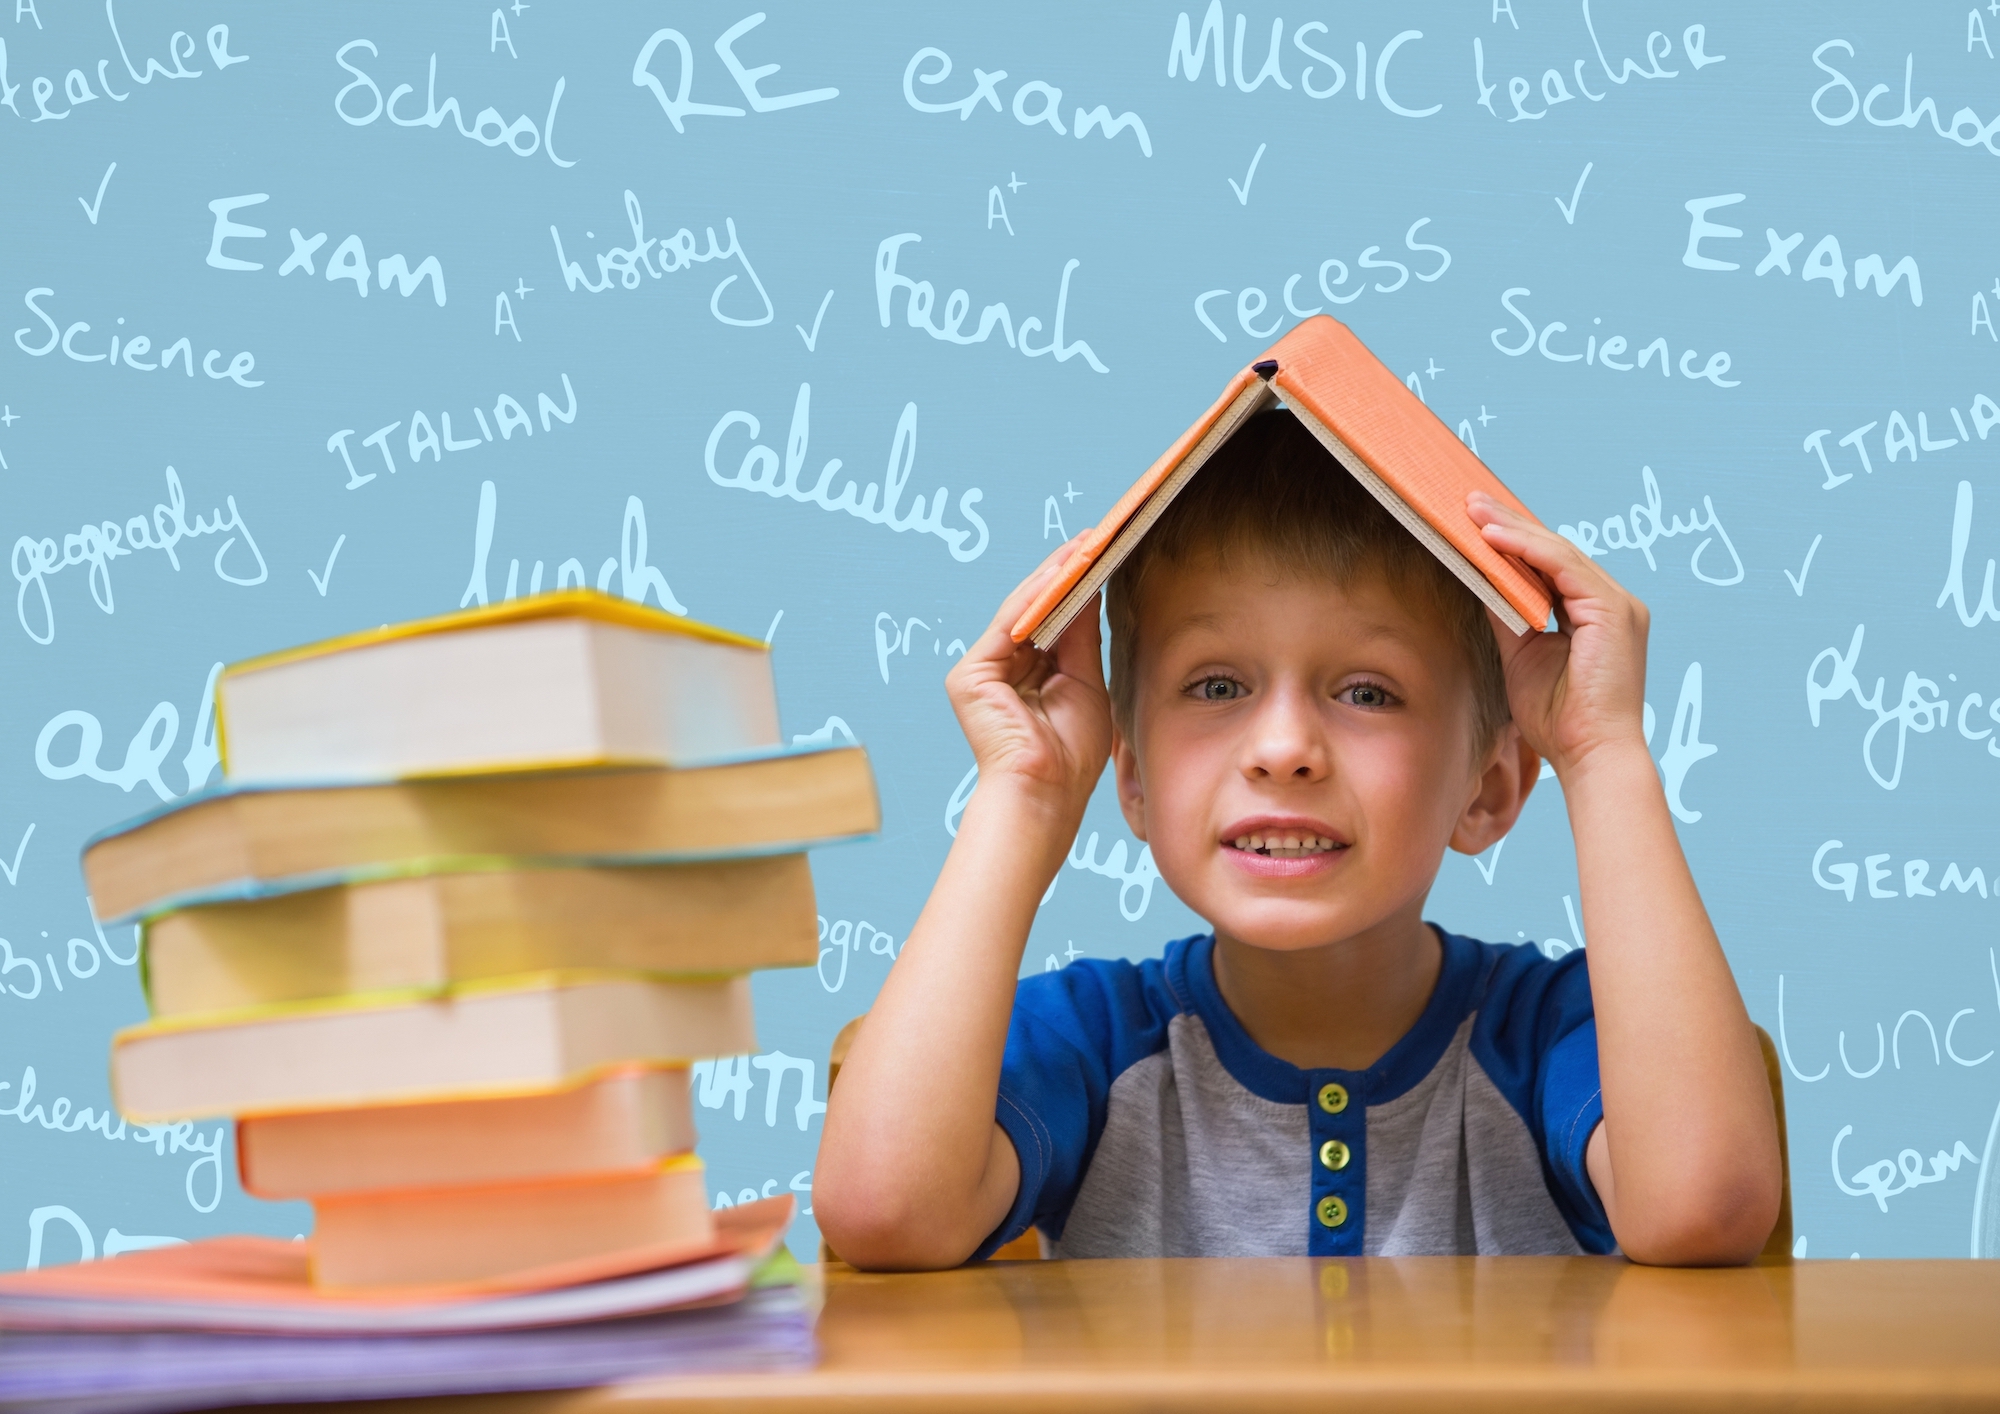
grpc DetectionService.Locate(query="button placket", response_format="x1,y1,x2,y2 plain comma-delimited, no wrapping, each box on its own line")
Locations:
1309,1072,1361,1254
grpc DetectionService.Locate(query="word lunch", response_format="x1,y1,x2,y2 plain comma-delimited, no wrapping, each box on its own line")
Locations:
1803,390,2000,490
1471,6,1724,125
1938,481,2000,629
633,12,836,135
875,234,1108,373
1776,955,2000,1086
1195,218,1450,342
325,374,579,490
13,288,259,387
549,189,772,327
1490,287,1739,388
1167,5,1441,118
1683,194,1922,307
460,480,683,613
705,382,990,562
333,41,573,166
904,47,1151,155
206,195,446,307
1812,841,1991,903
1811,40,2000,159
11,468,266,646
1557,465,1743,587
0,4,246,126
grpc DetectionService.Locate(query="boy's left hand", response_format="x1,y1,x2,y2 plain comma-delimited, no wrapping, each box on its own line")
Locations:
1466,492,1651,780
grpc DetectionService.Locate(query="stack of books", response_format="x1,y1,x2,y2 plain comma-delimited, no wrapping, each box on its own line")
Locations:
0,589,878,1407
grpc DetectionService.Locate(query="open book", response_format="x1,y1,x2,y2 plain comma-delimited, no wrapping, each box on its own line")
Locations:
1012,315,1554,649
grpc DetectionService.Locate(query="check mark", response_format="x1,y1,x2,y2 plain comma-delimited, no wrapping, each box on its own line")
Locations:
1554,161,1593,224
0,823,33,886
1784,533,1823,597
308,534,346,597
1473,834,1507,885
78,162,116,225
1228,143,1267,206
796,290,834,352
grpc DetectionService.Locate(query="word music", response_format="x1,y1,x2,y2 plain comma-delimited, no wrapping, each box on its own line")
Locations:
1683,194,1921,306
1471,7,1724,124
326,374,579,490
12,468,266,645
0,5,246,125
207,195,446,306
333,40,573,166
1196,218,1450,341
1557,465,1743,587
14,287,259,387
1491,287,1738,388
876,234,1108,373
550,189,772,328
1803,391,2000,490
905,46,1151,154
1167,5,1441,117
705,382,991,562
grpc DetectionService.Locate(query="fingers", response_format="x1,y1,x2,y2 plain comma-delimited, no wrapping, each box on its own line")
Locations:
979,535,1092,643
1468,492,1623,610
1046,591,1106,693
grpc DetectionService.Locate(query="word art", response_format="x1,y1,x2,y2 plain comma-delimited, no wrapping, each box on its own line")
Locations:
705,382,991,563
1683,194,1921,306
1491,288,1739,388
206,195,446,306
36,663,223,803
876,234,1108,373
1803,391,2000,490
326,373,579,490
1812,842,1990,902
1168,5,1440,117
14,288,259,388
1470,7,1723,125
1811,40,2000,159
461,480,683,612
333,41,572,166
550,189,772,327
1557,465,1743,587
1196,218,1450,341
904,46,1151,154
0,5,246,126
1832,1126,1978,1212
633,12,836,134
12,468,266,646
693,1050,826,1131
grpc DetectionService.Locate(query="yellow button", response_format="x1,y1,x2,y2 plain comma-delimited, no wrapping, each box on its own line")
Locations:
1316,1083,1349,1115
1316,1195,1348,1228
1319,1139,1350,1171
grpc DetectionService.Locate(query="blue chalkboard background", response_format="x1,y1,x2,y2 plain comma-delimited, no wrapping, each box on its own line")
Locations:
3,1,1997,1267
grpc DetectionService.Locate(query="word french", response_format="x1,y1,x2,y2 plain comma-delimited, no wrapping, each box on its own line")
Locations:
876,234,1107,373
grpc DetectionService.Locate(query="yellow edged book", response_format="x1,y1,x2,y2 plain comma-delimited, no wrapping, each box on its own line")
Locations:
217,589,779,784
312,1155,713,1290
144,857,816,1018
238,1068,698,1201
111,973,755,1122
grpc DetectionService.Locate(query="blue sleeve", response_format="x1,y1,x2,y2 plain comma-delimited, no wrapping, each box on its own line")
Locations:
1467,943,1614,1254
971,955,1177,1260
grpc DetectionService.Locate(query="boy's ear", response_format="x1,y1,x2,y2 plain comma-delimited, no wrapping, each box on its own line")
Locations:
1448,724,1539,857
1111,726,1148,843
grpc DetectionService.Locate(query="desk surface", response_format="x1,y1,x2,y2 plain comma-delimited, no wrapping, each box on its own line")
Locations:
370,1257,2000,1413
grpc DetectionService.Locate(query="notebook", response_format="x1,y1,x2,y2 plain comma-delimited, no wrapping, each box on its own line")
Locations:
83,743,878,923
216,589,780,784
143,856,816,1018
1012,314,1554,648
111,973,757,1122
237,1067,699,1201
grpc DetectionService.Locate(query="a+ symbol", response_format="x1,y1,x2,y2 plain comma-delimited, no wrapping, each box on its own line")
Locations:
511,0,529,14
0,406,16,428
1990,276,2000,302
1425,359,1443,380
1063,481,1081,503
1063,940,1083,962
1007,171,1026,194
515,279,533,299
1476,405,1496,427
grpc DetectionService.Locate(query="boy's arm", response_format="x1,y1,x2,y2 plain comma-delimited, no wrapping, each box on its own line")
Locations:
1469,495,1782,1267
813,546,1112,1270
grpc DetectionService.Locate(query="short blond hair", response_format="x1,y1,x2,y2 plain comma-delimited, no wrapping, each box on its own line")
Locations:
1106,408,1510,754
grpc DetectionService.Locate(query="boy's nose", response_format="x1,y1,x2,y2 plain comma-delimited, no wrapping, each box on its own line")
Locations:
1239,685,1329,782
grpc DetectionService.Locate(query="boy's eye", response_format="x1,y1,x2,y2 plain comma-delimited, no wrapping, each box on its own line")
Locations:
1345,682,1394,708
1193,676,1245,701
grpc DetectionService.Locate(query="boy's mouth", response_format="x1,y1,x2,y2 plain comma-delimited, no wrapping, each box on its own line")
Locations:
1228,834,1343,859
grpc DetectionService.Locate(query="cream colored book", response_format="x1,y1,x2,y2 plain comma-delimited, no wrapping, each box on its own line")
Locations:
238,1068,697,1201
111,974,756,1122
144,856,816,1018
311,1156,712,1290
218,590,779,784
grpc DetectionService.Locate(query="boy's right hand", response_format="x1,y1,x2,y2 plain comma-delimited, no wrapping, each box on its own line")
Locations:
945,539,1113,822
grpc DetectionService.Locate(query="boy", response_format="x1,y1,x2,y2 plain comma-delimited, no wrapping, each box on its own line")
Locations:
816,410,1780,1266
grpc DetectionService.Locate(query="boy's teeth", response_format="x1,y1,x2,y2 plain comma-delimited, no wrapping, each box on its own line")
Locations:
1233,834,1337,857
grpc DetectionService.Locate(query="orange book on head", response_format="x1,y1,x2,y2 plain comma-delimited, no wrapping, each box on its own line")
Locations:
1011,315,1554,649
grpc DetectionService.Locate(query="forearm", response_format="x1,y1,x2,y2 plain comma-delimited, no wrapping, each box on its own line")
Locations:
814,782,1074,1268
1565,744,1781,1264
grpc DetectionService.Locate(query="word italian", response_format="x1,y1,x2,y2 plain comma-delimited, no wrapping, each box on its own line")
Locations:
326,374,579,490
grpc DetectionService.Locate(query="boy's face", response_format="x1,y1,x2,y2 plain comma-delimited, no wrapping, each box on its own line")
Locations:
1112,554,1528,953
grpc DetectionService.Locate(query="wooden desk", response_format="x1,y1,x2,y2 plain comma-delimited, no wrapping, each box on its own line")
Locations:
357,1257,2000,1413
